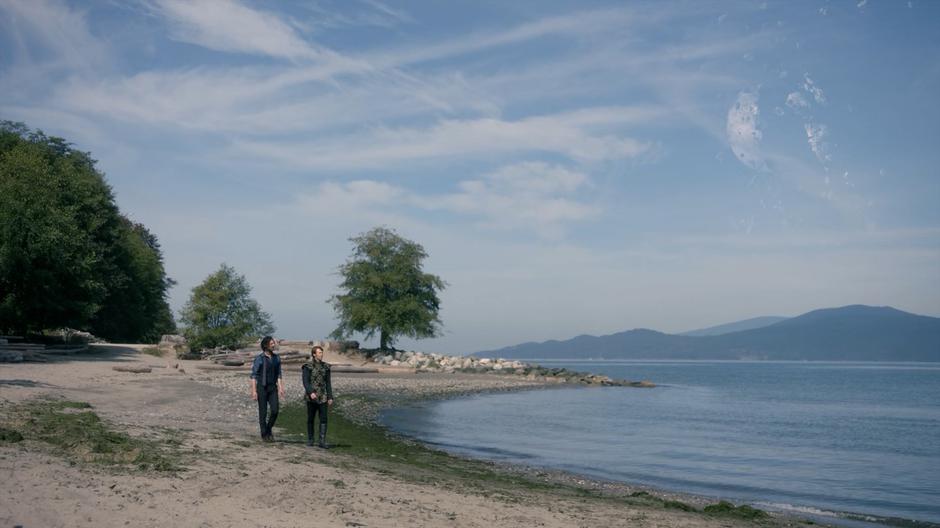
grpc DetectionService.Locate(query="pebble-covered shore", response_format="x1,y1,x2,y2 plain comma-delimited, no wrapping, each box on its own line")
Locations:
201,368,561,424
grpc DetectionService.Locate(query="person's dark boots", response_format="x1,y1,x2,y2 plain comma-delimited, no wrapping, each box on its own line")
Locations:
306,422,315,447
318,423,329,449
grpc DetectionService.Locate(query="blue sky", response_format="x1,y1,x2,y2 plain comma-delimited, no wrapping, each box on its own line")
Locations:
2,0,938,354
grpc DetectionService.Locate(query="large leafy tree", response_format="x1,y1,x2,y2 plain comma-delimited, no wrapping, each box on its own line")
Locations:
330,227,446,350
89,219,177,342
0,121,175,341
179,264,274,351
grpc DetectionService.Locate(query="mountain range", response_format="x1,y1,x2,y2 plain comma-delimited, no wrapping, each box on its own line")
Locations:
475,305,940,362
679,316,789,336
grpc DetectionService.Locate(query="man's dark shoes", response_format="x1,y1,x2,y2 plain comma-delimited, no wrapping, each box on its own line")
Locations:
306,437,315,447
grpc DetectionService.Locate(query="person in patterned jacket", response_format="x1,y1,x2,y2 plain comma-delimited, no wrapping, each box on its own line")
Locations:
302,345,334,448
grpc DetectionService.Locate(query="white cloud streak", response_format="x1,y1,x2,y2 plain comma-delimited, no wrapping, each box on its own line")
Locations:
426,162,600,237
369,8,636,69
803,74,827,105
0,0,110,72
152,0,330,62
726,91,765,170
232,111,650,170
786,91,809,110
804,122,832,163
293,162,599,238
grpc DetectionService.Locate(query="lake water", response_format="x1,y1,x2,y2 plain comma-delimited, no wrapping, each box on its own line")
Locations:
379,361,940,525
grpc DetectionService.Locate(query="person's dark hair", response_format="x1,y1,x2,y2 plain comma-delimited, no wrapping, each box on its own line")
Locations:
311,345,324,358
261,336,275,352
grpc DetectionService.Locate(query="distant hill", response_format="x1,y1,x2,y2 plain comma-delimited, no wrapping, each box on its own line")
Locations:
475,305,940,362
680,316,789,336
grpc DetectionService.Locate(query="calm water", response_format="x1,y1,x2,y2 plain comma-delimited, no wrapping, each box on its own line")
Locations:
379,361,940,525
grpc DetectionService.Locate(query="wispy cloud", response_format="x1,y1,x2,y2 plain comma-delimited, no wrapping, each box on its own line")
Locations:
427,162,600,237
150,0,331,62
727,91,765,170
805,122,832,163
232,110,650,170
294,162,600,238
786,91,809,110
369,8,637,69
294,0,414,30
0,0,110,73
802,74,827,105
358,0,413,25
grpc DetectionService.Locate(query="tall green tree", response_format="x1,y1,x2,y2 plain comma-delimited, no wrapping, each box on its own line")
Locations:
89,219,177,342
0,121,175,341
179,264,274,351
330,227,446,350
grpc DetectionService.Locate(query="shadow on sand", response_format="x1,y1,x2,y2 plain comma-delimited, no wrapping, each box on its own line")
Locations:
41,344,151,364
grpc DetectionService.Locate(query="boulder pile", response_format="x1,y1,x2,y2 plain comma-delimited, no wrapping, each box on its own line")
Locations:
367,350,653,387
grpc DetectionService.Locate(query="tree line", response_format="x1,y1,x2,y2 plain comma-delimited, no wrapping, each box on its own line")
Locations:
182,227,445,352
0,121,175,342
2,121,446,351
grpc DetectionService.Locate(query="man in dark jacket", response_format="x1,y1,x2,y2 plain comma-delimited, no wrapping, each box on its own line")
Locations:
250,336,284,442
301,345,334,448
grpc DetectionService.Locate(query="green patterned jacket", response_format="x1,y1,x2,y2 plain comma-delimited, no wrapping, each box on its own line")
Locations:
302,359,333,403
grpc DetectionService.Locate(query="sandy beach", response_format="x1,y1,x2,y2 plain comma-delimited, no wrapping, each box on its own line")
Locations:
1,345,817,528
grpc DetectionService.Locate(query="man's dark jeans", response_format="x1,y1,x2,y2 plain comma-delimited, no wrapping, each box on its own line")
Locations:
257,385,279,438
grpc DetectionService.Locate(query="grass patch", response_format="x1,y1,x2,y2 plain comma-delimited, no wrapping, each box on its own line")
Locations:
663,499,697,512
0,398,182,472
704,501,769,520
141,346,163,357
276,400,568,496
0,427,24,443
628,491,697,512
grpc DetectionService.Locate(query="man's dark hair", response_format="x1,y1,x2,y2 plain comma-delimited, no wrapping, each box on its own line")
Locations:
261,336,275,352
311,345,323,357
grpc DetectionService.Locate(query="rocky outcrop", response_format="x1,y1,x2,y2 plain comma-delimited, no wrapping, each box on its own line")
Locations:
365,349,654,387
160,334,187,345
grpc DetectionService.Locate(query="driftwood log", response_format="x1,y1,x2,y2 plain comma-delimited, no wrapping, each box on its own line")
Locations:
206,349,308,365
42,345,89,355
0,342,89,363
219,360,245,367
112,365,152,373
1,343,46,363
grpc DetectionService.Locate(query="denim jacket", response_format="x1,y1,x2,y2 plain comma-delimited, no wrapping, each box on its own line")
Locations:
250,352,282,388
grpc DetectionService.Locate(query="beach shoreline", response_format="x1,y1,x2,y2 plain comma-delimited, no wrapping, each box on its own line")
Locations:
1,344,831,527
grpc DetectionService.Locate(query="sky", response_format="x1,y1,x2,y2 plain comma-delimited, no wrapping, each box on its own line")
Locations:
1,0,938,354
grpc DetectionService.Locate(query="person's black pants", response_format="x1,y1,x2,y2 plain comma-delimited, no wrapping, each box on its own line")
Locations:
306,400,328,439
257,386,279,438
